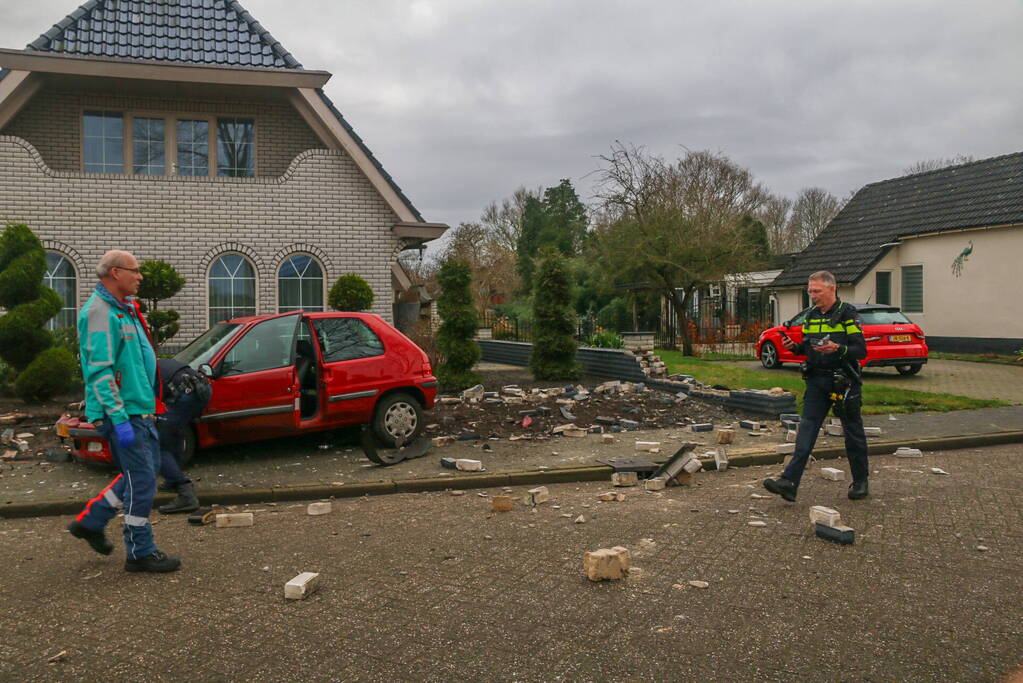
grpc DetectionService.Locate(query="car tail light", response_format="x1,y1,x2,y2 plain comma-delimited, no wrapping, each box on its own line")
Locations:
865,336,882,342
914,333,926,340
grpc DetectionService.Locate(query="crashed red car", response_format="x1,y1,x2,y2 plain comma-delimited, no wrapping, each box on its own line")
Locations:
757,303,928,375
57,311,437,466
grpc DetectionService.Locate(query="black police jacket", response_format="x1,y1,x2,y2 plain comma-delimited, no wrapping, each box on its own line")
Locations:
791,299,867,373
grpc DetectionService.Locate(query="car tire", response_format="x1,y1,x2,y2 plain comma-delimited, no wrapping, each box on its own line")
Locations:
176,426,197,468
760,341,781,369
896,364,922,376
372,392,423,448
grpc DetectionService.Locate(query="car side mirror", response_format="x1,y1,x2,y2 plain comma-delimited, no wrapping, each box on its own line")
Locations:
198,363,215,379
783,320,792,328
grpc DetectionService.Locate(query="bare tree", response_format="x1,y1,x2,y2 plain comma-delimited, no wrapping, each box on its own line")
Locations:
903,154,975,175
757,194,793,254
479,186,540,252
787,187,843,251
439,221,519,313
594,142,769,355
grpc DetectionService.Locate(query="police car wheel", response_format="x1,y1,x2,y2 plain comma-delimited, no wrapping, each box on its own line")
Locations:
760,341,781,369
895,364,922,376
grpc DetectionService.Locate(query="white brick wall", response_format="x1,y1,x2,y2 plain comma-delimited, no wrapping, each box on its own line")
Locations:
0,136,402,343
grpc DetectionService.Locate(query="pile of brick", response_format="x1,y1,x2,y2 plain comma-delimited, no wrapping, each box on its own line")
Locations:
627,346,668,377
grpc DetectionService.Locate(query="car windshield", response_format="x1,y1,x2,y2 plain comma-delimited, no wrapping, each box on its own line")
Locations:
173,323,243,369
860,309,913,325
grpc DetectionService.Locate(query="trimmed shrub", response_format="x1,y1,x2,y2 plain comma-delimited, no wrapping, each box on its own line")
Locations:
329,273,375,312
435,259,481,390
138,259,185,348
0,223,61,371
15,347,76,402
530,250,580,380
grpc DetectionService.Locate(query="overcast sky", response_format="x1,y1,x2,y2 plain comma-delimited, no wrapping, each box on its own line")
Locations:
4,0,1023,246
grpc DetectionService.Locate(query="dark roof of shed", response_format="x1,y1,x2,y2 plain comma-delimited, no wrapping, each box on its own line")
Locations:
5,0,425,222
772,151,1023,287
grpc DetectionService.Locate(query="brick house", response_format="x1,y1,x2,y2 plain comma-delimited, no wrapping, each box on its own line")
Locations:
771,152,1023,353
0,0,447,346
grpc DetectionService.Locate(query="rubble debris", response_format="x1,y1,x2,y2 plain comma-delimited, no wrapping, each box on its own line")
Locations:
815,523,854,545
644,477,667,491
821,467,845,481
895,447,923,458
0,412,30,425
449,490,466,496
809,506,842,527
634,441,661,453
786,429,797,443
779,413,800,423
47,650,68,664
931,467,950,475
687,580,710,589
714,447,729,471
574,515,586,524
601,434,615,444
776,443,796,455
619,419,640,430
490,495,514,512
307,502,332,516
612,472,639,487
561,427,588,438
864,426,882,436
559,406,577,421
597,491,626,502
432,436,456,447
748,520,768,527
215,512,254,528
716,429,735,444
440,457,457,470
739,420,759,430
690,423,713,432
523,486,551,505
583,546,630,581
284,572,321,600
455,459,483,472
825,424,844,437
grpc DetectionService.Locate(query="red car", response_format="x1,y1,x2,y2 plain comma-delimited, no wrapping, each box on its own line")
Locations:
57,311,437,466
757,303,928,375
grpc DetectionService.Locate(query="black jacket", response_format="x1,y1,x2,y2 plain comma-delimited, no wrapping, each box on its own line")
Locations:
791,300,866,373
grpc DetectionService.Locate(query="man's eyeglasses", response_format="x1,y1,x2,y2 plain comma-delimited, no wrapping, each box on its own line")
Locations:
115,266,141,274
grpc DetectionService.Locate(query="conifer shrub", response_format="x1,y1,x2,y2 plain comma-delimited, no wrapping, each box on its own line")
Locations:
435,259,481,390
329,273,375,311
529,250,580,380
15,347,76,402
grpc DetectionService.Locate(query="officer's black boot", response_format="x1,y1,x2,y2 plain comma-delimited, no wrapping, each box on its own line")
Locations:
848,480,869,500
68,520,113,555
763,477,798,502
158,482,200,514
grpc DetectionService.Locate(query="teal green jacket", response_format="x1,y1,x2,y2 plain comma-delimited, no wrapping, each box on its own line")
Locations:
78,284,157,425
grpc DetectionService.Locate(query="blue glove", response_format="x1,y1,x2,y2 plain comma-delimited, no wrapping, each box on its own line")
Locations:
113,421,136,449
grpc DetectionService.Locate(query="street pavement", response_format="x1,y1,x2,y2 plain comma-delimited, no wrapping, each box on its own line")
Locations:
1,443,1020,681
735,357,1023,404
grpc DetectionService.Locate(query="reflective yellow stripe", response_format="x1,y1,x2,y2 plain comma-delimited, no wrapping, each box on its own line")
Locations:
845,324,862,334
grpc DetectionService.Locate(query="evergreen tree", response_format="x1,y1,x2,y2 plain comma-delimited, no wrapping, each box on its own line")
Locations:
515,179,588,294
138,259,185,350
529,249,580,380
435,259,481,390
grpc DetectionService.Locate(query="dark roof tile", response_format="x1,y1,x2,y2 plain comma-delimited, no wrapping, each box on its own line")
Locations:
773,151,1023,287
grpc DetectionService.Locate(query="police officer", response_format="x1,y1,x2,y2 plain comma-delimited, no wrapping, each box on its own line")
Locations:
763,270,870,502
156,357,211,514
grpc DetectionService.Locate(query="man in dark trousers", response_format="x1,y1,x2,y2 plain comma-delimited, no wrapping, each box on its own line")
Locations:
763,270,870,502
156,357,211,514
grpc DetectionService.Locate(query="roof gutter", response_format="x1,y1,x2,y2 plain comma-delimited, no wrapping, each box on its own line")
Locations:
897,221,1023,241
0,48,331,89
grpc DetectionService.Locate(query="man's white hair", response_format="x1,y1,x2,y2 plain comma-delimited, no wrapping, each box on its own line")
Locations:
808,270,836,288
96,250,135,278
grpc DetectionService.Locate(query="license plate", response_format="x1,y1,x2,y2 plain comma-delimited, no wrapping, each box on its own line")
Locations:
87,442,103,452
56,423,69,437
889,334,912,342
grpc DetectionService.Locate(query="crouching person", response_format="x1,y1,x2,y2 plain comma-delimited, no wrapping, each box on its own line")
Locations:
157,357,212,514
67,250,180,573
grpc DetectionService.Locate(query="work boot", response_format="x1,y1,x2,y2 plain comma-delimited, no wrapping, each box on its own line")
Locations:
763,476,798,502
125,550,181,573
848,480,869,500
67,520,113,555
158,482,200,514
157,480,176,493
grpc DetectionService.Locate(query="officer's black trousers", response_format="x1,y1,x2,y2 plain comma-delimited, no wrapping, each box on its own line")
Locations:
782,373,869,486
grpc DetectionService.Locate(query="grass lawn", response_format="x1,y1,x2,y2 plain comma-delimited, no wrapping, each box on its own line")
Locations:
930,351,1023,366
657,350,1009,414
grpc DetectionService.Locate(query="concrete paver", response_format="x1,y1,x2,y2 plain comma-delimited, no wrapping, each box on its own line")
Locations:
1,444,1020,681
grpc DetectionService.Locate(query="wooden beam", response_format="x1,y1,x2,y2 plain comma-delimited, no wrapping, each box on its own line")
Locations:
0,71,41,131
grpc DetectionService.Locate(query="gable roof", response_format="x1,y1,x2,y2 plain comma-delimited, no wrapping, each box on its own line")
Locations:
772,151,1023,287
6,0,426,222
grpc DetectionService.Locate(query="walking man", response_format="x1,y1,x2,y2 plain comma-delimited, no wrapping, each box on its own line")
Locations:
68,250,180,572
763,270,870,502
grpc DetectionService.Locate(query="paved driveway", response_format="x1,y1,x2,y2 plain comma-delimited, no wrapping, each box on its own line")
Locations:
738,358,1023,404
2,445,1020,681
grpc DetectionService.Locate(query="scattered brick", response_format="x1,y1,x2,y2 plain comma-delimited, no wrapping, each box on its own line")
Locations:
490,495,514,512
523,486,550,505
215,512,254,528
821,467,845,481
612,472,639,487
284,572,320,600
306,502,331,516
455,459,483,472
815,523,854,545
809,505,842,527
716,429,735,444
583,546,630,581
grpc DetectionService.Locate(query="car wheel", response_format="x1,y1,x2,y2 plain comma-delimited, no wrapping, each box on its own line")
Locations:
373,392,423,448
896,364,922,376
176,427,197,468
760,341,781,369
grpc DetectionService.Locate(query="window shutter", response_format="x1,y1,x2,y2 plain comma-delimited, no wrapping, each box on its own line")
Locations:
875,271,891,305
901,266,923,312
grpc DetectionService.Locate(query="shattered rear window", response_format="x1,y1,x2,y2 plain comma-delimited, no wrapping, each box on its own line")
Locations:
313,318,384,363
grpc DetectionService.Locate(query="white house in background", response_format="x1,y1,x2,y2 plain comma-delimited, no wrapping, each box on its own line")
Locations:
771,152,1023,354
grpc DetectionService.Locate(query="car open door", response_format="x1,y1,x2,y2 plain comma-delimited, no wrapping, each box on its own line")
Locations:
201,312,302,442
311,316,394,426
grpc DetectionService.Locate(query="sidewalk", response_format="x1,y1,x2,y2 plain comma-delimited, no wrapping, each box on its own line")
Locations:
1,443,1020,680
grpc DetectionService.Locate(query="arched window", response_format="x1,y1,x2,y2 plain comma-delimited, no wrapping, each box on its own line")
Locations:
44,253,77,330
278,253,324,313
208,253,256,326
